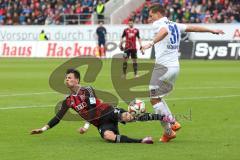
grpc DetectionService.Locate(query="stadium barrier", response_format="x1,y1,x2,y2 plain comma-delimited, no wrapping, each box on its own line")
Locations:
180,41,240,60
0,24,239,59
0,41,152,58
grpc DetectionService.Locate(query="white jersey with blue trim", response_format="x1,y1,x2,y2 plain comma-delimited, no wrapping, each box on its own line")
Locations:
152,17,187,67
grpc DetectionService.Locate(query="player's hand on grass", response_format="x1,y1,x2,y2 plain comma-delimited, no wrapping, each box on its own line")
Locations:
31,125,48,134
79,127,87,134
211,29,225,35
30,128,43,134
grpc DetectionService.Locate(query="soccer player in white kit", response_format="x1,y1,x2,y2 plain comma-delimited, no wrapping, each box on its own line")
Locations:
141,4,224,142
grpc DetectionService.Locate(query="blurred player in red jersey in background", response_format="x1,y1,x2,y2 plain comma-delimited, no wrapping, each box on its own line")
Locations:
31,69,168,144
120,19,142,78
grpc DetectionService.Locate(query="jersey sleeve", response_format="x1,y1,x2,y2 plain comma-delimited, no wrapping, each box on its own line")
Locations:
122,29,126,38
152,21,167,34
83,121,90,129
56,100,69,119
96,27,100,35
104,27,107,35
47,100,69,128
136,29,140,38
176,23,187,33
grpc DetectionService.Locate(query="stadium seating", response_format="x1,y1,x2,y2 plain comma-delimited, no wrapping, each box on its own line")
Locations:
0,0,239,25
122,0,240,24
0,0,108,25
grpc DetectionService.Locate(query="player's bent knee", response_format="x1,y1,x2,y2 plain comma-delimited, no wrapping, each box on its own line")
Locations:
103,130,116,142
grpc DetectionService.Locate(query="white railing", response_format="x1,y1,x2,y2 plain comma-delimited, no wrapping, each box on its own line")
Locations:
110,0,145,24
61,13,93,25
105,0,124,22
60,13,110,25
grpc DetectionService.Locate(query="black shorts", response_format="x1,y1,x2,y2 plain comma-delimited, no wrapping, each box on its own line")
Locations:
98,39,105,46
124,49,137,59
97,108,126,138
98,123,119,138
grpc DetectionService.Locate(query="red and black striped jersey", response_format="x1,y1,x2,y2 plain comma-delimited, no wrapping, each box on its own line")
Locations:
122,28,140,49
57,86,113,127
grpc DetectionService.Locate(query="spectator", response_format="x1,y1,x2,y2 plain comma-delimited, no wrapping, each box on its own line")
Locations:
12,12,19,25
38,30,48,40
5,12,13,25
96,0,105,23
136,0,240,24
19,13,26,25
82,0,93,13
230,15,238,23
0,0,238,25
141,4,149,24
45,11,54,25
75,2,81,14
67,8,78,25
26,17,32,25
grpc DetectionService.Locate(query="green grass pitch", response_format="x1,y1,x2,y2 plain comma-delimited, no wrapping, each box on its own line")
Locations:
0,58,239,160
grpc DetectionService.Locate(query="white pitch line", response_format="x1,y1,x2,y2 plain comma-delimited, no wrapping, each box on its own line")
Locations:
116,94,240,102
0,86,240,98
0,92,56,97
0,104,55,110
177,86,240,90
166,94,240,101
0,94,240,110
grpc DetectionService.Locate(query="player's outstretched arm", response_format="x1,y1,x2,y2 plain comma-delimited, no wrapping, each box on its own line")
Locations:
31,125,50,134
138,37,145,55
141,27,168,51
152,27,168,44
138,37,142,48
136,29,143,50
185,25,225,34
119,37,125,51
30,116,62,135
78,122,90,134
119,29,126,51
30,100,69,135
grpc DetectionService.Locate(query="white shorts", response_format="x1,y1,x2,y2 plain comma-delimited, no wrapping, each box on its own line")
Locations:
149,64,179,98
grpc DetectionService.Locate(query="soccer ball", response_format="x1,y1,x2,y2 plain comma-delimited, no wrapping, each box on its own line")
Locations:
128,99,146,116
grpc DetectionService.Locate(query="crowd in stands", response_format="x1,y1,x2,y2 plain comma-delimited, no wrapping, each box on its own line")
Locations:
126,0,240,24
0,0,107,25
1,0,239,25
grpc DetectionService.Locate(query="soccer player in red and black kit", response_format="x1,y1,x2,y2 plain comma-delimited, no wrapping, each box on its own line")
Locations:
31,69,167,144
120,19,142,78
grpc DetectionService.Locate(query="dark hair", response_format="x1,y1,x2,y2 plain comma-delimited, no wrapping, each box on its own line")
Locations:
128,18,134,22
149,4,165,15
66,69,80,82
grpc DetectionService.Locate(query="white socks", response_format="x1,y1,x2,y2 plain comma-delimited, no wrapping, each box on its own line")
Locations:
153,99,175,135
